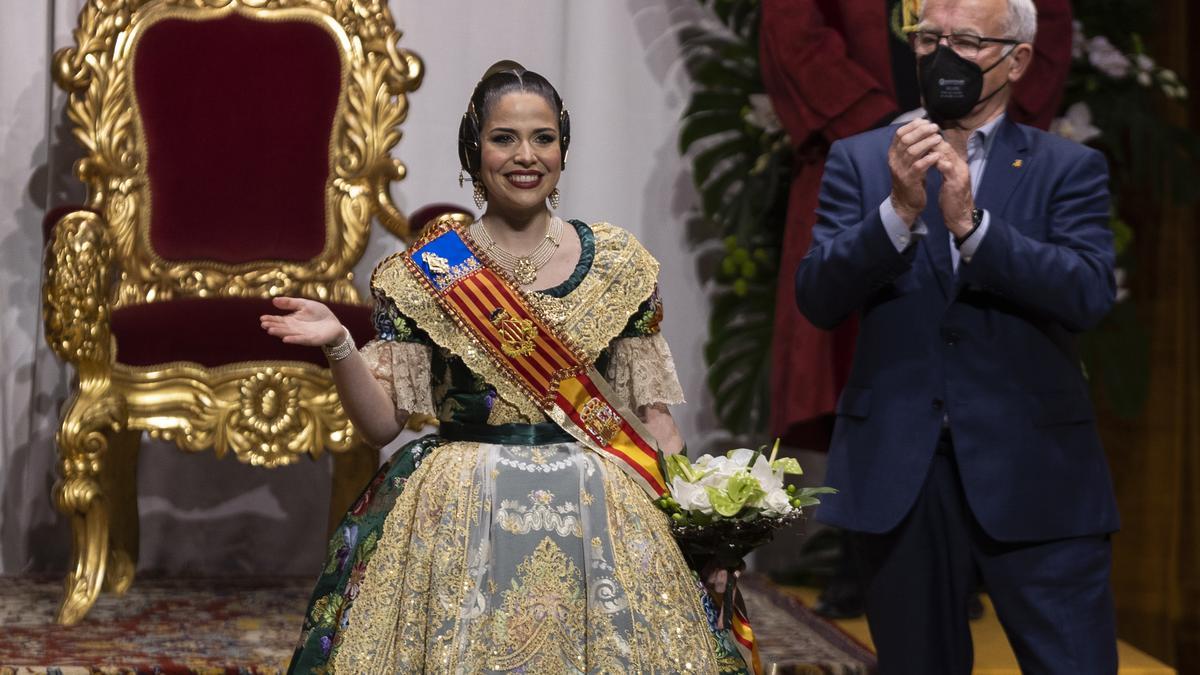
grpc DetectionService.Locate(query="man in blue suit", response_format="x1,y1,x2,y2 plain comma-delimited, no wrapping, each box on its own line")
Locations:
794,0,1119,671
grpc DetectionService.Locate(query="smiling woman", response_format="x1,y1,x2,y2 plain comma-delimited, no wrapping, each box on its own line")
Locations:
261,61,753,673
458,64,572,286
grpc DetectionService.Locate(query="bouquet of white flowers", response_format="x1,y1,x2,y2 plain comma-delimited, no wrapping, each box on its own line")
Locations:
657,442,833,534
658,441,833,584
654,441,834,664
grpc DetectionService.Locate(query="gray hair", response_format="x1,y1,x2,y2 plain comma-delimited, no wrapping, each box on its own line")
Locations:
918,0,1038,43
1003,0,1038,44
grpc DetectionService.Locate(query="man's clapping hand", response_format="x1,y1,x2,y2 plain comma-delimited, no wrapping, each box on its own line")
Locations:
888,118,944,225
936,129,976,238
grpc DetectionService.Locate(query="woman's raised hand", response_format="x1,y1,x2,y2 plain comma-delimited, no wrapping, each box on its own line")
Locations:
259,296,345,347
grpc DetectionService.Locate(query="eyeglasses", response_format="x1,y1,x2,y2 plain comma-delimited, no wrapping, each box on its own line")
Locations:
908,30,1020,59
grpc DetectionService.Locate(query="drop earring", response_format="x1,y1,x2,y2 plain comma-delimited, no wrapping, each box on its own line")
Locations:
548,187,560,210
473,181,487,210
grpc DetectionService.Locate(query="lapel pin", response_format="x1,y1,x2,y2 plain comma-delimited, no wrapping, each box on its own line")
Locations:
1012,159,1023,168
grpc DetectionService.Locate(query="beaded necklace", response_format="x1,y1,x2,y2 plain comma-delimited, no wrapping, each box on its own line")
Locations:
469,216,564,285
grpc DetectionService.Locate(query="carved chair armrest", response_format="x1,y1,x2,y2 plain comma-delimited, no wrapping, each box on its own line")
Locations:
373,167,411,241
44,209,114,366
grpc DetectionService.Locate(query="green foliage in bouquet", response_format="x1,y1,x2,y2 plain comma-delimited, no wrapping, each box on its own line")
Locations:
656,446,835,528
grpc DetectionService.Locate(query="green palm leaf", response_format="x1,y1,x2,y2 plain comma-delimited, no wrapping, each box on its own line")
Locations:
680,0,786,438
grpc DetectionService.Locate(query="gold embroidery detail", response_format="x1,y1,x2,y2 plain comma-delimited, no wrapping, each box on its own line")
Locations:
538,223,660,362
486,396,529,425
496,491,583,537
486,537,591,671
328,444,727,673
420,251,482,291
373,247,545,423
525,292,569,326
489,308,538,358
331,441,483,672
604,464,723,671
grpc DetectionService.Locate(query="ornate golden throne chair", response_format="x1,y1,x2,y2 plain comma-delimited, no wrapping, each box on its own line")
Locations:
42,0,422,625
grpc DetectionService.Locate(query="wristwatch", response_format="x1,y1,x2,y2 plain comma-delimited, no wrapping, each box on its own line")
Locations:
953,208,983,248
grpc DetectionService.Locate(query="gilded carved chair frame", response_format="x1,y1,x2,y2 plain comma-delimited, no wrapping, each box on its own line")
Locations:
43,0,422,625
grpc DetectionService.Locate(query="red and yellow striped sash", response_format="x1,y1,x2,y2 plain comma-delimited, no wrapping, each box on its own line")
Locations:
403,221,668,498
732,601,763,674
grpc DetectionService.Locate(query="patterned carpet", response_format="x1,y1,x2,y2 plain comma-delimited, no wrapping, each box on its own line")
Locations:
0,575,874,674
741,576,877,674
0,576,306,674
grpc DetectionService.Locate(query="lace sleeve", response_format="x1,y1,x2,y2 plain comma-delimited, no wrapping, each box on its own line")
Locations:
358,339,435,417
604,333,686,411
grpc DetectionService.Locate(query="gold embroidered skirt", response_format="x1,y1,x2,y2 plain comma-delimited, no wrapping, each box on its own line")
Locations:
306,440,745,673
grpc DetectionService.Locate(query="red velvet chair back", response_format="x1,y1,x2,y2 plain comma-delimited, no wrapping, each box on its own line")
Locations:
133,14,341,264
54,1,422,308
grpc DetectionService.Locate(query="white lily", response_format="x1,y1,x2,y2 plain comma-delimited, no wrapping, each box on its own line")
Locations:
671,476,714,514
727,448,757,466
750,454,783,495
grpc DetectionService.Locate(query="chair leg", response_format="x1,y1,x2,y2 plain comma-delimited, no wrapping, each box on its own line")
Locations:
328,443,379,536
100,429,140,595
53,387,125,626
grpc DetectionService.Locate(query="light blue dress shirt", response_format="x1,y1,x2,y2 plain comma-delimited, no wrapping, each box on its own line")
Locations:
879,113,1005,270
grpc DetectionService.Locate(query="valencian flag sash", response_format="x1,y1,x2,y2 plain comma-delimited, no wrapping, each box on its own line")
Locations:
730,589,763,674
403,220,669,499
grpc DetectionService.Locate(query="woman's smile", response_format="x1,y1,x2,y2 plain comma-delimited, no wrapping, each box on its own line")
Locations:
505,170,544,189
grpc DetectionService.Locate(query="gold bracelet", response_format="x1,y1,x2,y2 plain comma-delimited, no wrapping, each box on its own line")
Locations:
322,327,355,362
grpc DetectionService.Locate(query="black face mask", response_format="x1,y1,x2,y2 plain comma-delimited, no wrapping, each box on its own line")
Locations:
918,44,1014,127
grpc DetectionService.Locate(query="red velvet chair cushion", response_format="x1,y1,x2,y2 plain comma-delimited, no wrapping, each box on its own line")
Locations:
133,15,341,264
111,298,375,368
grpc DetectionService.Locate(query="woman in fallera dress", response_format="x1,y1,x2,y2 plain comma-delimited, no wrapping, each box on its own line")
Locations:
262,61,749,673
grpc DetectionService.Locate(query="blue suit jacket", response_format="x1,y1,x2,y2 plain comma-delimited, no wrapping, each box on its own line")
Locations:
796,118,1119,542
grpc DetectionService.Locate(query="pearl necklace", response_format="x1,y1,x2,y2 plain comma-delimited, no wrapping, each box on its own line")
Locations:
469,216,564,285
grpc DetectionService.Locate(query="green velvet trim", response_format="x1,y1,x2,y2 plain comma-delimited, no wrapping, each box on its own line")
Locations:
535,219,595,298
439,420,575,445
